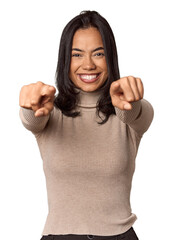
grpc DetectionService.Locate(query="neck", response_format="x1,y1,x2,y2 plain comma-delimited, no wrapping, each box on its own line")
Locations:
74,87,103,108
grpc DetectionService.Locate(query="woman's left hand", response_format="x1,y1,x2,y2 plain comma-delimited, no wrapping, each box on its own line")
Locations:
109,76,144,110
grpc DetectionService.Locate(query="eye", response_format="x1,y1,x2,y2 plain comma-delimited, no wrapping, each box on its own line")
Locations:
72,53,82,57
94,52,105,57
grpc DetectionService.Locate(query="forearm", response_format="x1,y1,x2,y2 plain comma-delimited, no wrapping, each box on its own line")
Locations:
115,99,154,136
115,100,142,124
19,107,50,134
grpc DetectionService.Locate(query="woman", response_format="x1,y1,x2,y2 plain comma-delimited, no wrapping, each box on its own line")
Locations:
19,11,154,240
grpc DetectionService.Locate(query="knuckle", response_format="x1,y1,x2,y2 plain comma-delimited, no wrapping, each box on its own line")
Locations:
49,86,56,94
136,77,142,83
123,77,128,82
30,99,37,105
128,75,134,79
20,102,25,108
110,82,117,92
127,96,134,102
124,77,130,85
119,78,127,87
113,81,118,86
41,85,49,94
21,84,33,93
128,76,136,83
25,103,31,108
36,81,44,86
135,96,140,101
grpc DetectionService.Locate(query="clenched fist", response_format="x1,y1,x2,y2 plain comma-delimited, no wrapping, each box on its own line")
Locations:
19,81,56,117
110,76,144,110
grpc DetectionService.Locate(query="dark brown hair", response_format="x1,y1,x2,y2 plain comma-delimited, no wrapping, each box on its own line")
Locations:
54,10,120,124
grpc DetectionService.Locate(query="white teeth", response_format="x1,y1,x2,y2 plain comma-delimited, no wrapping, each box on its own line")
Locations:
80,74,98,80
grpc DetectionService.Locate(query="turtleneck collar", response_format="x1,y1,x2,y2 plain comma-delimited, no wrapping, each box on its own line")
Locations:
74,87,103,108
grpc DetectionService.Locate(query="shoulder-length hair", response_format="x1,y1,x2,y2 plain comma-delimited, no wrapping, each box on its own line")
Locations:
54,10,120,124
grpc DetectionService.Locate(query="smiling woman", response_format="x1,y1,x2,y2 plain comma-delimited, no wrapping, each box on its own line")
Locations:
19,10,154,240
54,10,120,124
69,27,108,91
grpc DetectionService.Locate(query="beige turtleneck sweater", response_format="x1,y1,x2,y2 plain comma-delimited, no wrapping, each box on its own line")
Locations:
19,87,154,236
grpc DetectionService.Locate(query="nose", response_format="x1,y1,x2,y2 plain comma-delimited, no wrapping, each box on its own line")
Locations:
82,56,96,70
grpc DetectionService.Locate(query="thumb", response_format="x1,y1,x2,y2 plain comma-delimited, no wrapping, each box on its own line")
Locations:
110,81,121,97
112,98,132,110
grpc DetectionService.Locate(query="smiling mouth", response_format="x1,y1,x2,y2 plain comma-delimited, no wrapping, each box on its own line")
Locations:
78,73,101,83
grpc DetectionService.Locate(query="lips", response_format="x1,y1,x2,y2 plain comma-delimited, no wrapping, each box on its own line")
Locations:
78,73,101,83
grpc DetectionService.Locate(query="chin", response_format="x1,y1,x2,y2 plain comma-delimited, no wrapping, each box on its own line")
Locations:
79,84,99,92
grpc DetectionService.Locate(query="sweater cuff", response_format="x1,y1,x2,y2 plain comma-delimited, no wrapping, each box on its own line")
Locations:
19,107,50,133
114,100,142,124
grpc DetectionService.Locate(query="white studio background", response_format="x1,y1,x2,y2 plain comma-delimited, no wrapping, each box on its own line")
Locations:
0,0,172,239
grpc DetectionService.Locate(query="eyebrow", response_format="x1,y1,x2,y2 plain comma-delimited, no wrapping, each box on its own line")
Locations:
72,47,104,53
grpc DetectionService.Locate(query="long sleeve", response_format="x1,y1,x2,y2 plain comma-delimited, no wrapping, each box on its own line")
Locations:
19,107,51,134
114,99,154,137
23,89,154,236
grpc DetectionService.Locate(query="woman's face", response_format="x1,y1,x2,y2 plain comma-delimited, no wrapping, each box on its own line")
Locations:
69,27,108,92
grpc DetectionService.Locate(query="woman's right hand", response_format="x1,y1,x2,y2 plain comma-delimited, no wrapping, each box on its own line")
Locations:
19,81,56,117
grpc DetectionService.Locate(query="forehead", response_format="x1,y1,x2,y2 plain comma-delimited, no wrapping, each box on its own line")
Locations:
72,27,104,49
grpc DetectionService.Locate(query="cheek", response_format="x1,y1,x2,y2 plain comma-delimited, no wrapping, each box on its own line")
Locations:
102,66,108,81
71,58,81,68
69,62,75,78
100,59,108,72
103,65,108,77
69,64,79,83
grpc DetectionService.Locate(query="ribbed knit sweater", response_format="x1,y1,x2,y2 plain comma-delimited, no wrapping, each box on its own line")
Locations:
19,87,154,236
